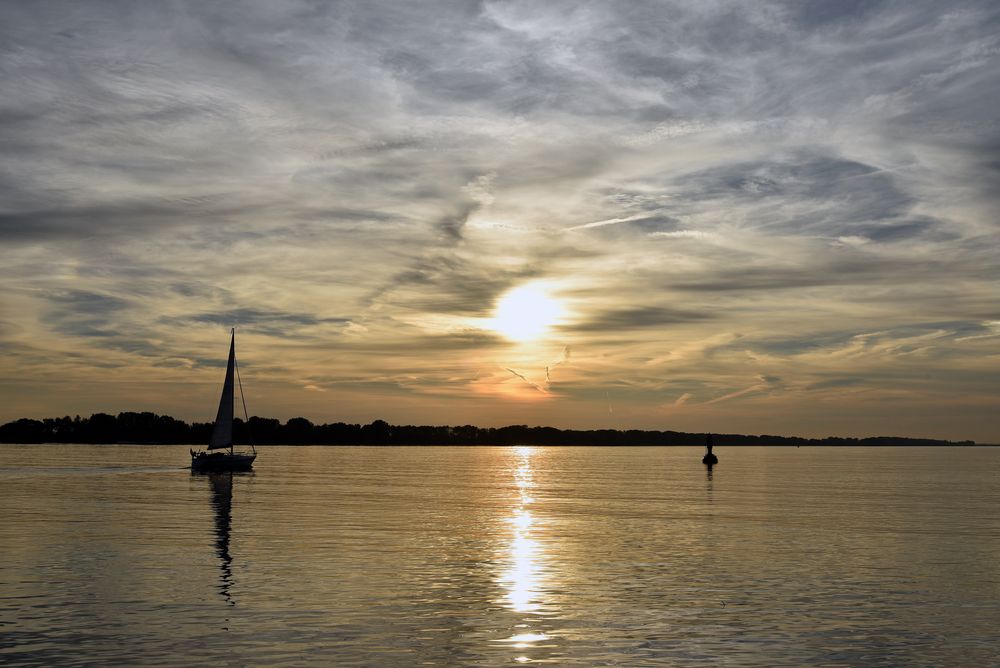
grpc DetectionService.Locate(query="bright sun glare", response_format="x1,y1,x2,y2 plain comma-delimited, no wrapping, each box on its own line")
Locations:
491,284,563,342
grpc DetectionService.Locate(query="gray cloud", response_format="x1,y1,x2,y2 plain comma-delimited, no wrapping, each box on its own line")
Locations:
0,198,255,241
42,289,131,337
1,0,998,439
181,309,349,328
666,254,940,292
661,151,952,242
564,306,715,333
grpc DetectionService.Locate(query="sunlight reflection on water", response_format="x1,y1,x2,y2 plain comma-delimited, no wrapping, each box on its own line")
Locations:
493,445,556,662
500,446,544,615
2,444,1000,667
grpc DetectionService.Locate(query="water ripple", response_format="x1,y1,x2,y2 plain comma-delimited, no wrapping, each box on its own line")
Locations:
1,444,999,666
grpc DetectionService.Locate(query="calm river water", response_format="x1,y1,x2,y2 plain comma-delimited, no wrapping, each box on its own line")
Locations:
1,445,998,666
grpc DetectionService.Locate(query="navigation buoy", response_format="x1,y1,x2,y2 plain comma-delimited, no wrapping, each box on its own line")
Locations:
702,434,718,465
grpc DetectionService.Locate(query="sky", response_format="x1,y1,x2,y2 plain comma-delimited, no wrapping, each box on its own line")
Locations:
1,1,998,441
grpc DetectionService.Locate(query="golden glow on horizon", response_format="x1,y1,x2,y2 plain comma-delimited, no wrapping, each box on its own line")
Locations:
491,284,564,342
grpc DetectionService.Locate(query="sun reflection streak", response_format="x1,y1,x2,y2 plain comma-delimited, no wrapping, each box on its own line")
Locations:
505,532,539,613
493,446,560,661
499,446,543,615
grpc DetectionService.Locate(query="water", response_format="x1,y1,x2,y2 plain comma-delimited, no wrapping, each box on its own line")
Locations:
1,445,998,666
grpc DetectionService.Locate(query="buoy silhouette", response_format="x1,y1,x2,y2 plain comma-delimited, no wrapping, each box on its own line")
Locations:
702,434,718,465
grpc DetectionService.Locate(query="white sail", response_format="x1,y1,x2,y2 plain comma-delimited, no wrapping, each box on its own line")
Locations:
208,330,236,450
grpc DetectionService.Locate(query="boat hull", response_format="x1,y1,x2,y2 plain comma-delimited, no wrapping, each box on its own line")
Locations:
191,452,256,472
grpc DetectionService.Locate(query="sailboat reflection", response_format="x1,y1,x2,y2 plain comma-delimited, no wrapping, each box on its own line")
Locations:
204,471,236,605
495,446,554,659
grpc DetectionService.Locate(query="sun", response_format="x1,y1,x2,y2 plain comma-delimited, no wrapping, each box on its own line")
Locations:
491,283,563,342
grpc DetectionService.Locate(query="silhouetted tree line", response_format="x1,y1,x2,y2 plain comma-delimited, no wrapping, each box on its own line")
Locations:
0,412,976,446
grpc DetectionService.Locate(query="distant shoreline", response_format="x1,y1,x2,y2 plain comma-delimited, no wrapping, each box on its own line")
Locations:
3,443,995,448
0,412,977,447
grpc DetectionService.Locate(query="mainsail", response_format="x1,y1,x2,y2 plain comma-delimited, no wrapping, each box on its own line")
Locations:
208,330,236,450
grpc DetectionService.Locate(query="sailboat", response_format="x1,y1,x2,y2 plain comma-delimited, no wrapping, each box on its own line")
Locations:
191,329,257,472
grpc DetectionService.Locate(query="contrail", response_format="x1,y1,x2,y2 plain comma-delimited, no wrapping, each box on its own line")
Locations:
505,368,547,393
564,213,653,232
504,347,570,394
705,375,780,404
545,346,571,386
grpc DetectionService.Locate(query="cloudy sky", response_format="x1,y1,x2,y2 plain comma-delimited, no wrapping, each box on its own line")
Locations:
1,1,998,441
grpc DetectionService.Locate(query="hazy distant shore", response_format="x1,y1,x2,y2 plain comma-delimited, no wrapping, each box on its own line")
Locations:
0,412,976,447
